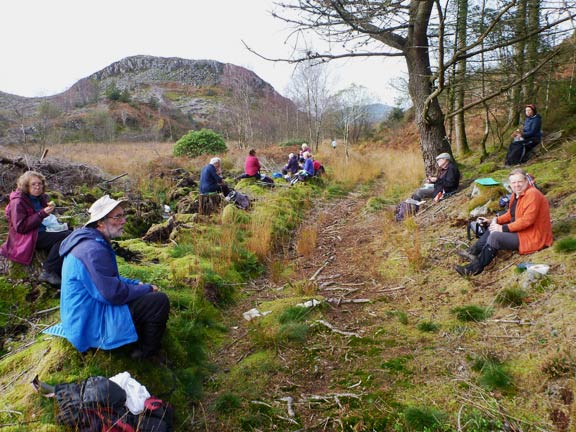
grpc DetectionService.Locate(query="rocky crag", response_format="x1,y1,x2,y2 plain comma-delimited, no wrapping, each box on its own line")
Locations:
0,55,296,145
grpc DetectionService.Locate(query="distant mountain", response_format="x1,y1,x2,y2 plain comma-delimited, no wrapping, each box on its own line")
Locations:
0,55,296,145
365,103,393,123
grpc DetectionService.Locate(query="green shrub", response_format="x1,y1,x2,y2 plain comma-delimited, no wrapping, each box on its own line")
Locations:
472,356,513,391
279,138,307,147
403,406,447,431
278,306,310,324
276,323,309,343
417,321,440,332
452,305,493,322
173,129,227,158
495,287,528,307
554,237,576,253
212,392,242,414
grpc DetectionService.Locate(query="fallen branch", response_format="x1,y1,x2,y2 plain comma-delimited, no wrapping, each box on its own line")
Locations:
314,320,360,337
378,286,406,293
33,306,60,316
103,172,128,184
326,298,370,305
490,319,533,325
278,396,295,417
309,256,335,281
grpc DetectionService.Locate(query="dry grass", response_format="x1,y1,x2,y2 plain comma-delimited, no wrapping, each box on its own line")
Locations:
47,141,176,176
314,143,424,190
246,211,273,260
296,224,318,258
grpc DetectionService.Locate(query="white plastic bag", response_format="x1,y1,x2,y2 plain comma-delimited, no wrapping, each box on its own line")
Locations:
109,371,151,414
42,214,68,232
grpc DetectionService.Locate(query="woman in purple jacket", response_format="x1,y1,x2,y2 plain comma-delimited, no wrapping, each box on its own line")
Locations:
0,171,71,285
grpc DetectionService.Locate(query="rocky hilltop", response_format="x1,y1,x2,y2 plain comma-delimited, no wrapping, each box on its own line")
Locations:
0,55,296,145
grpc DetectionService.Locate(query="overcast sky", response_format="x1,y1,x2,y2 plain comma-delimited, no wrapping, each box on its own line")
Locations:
1,0,407,106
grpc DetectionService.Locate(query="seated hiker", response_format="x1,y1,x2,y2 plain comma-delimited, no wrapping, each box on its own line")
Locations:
313,159,325,176
200,157,231,196
291,152,315,185
45,195,170,360
299,143,311,163
282,153,300,178
505,104,542,165
236,149,274,184
0,171,72,286
455,168,553,277
412,152,460,202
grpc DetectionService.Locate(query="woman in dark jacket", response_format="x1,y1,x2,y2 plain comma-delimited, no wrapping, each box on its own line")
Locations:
0,171,71,285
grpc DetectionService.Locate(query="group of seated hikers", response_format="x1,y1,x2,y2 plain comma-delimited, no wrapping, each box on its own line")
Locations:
0,116,551,362
396,133,551,278
282,143,325,183
199,143,325,197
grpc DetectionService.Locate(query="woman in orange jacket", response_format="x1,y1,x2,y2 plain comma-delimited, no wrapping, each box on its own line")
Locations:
455,168,552,276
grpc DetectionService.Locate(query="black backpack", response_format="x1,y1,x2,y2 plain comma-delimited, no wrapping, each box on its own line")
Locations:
50,376,173,432
225,190,250,210
395,201,419,222
467,220,487,240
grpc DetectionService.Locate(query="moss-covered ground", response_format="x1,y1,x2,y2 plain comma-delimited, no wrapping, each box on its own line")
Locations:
0,137,575,431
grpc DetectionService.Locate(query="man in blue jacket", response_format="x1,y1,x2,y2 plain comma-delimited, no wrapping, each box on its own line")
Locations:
45,195,169,360
199,157,231,196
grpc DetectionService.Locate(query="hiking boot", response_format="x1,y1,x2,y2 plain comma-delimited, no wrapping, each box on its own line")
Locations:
454,264,475,277
39,270,61,286
456,249,477,261
455,245,498,277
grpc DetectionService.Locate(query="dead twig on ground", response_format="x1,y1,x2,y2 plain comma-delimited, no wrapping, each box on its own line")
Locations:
310,256,335,281
279,396,295,417
33,306,60,316
326,298,370,305
314,320,360,337
378,286,406,293
490,319,533,325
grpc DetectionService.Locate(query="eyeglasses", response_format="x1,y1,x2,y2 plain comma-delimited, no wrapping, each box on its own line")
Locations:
30,182,43,187
107,214,126,221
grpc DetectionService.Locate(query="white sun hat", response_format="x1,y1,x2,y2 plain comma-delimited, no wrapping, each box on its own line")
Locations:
84,195,127,226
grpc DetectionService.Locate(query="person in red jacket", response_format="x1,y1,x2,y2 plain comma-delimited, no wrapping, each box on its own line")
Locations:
455,168,553,276
236,149,273,185
0,171,72,285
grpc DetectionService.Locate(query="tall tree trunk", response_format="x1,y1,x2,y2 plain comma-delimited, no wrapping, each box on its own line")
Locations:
405,1,451,174
524,0,541,101
454,0,470,155
510,0,527,126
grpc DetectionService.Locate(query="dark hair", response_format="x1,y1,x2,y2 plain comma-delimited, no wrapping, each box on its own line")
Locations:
525,104,537,114
249,149,256,156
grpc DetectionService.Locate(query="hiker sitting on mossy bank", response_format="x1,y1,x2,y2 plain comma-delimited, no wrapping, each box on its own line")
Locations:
412,153,460,203
455,168,553,277
0,171,71,286
45,195,170,360
200,157,231,196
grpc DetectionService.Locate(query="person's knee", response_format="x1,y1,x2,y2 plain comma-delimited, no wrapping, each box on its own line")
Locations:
486,232,513,250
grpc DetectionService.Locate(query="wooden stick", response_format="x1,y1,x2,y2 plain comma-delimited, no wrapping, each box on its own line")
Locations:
490,319,533,325
378,286,406,293
309,256,334,281
314,320,360,337
326,298,370,304
33,306,60,316
103,172,128,183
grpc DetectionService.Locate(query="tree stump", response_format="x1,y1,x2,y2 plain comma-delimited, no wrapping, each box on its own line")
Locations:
198,193,222,216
